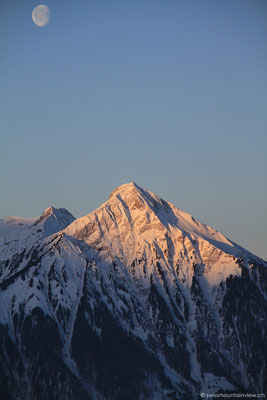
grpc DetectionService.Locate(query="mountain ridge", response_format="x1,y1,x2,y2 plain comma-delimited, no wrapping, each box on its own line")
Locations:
0,183,266,399
1,182,264,264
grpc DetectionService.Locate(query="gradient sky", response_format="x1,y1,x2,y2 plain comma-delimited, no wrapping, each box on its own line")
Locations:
1,0,267,259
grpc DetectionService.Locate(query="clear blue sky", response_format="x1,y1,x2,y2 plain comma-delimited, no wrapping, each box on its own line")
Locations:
1,0,266,259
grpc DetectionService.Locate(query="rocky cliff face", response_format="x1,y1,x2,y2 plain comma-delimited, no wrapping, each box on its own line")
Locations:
0,183,266,399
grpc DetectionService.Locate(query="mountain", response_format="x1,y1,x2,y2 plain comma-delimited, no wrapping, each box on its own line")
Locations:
0,207,75,280
0,183,266,400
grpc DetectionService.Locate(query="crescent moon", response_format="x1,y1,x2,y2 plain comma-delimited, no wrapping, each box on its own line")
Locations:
32,5,51,27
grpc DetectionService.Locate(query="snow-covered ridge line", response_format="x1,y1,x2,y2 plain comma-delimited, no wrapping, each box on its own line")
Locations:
63,183,265,281
65,182,251,257
0,182,265,284
0,182,266,399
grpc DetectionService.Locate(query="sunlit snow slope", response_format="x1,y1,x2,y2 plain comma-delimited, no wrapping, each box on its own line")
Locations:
65,182,254,286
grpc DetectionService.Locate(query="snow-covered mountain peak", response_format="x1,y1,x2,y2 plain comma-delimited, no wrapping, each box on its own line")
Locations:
34,206,75,236
65,182,171,242
0,207,75,264
39,206,74,220
106,182,180,232
109,181,138,198
64,183,255,287
0,185,266,399
108,181,166,211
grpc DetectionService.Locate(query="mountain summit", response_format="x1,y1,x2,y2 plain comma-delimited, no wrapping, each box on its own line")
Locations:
0,206,75,267
65,182,252,286
0,184,266,399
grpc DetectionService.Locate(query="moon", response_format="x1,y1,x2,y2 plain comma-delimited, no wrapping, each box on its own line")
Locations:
32,5,51,27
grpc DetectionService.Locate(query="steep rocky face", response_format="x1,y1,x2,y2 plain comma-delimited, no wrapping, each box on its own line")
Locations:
0,183,266,400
